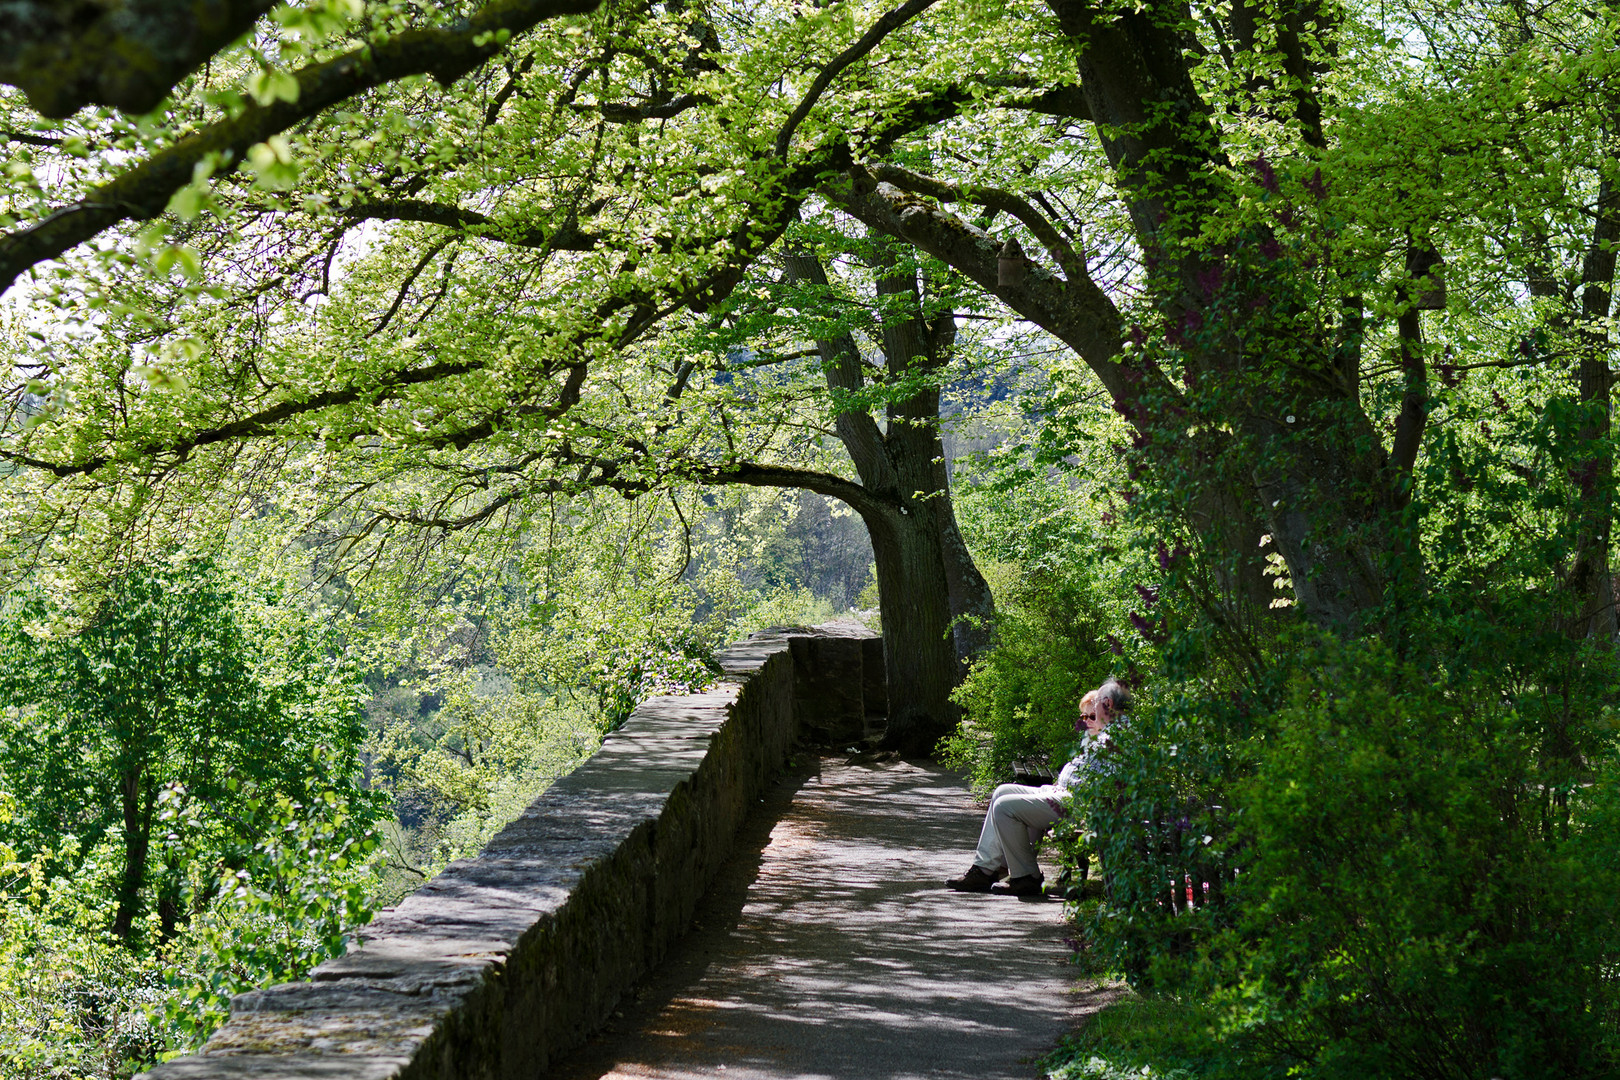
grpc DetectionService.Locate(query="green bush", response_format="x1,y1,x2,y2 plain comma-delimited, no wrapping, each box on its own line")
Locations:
159,775,383,1055
1058,685,1245,988
0,771,383,1078
1052,634,1620,1080
1203,640,1620,1080
942,562,1120,792
0,837,169,1080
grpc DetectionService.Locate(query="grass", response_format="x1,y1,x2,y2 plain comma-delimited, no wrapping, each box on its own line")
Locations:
1043,988,1303,1080
1043,996,1212,1080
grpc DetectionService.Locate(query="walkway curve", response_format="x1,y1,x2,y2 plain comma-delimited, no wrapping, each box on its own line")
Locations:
546,755,1117,1080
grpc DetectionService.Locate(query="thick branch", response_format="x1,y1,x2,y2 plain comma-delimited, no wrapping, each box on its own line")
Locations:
341,200,600,250
985,80,1092,120
871,162,1086,280
701,461,887,518
0,0,602,298
598,92,711,122
781,252,899,496
830,166,1166,411
1,129,62,148
0,0,279,117
774,0,941,158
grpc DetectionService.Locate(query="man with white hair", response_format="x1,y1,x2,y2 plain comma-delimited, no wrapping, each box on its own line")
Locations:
946,679,1132,897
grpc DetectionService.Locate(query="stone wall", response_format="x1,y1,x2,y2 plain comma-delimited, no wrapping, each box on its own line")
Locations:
140,623,882,1080
735,622,887,747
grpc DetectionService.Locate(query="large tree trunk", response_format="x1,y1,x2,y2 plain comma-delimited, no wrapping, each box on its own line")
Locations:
936,484,995,665
863,505,964,754
835,2,1407,636
779,244,995,752
1566,174,1619,643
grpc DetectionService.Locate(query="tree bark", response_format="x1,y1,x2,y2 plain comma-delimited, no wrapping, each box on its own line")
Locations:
0,0,278,117
1566,173,1619,642
779,245,993,752
862,504,962,754
835,3,1410,635
111,765,151,941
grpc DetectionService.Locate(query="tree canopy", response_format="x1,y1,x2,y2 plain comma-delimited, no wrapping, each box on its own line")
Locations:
0,0,1612,643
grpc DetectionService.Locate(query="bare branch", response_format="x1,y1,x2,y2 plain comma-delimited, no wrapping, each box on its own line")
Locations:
369,237,454,338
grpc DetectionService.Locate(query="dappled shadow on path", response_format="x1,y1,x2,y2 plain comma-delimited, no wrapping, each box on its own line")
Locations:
546,756,1119,1080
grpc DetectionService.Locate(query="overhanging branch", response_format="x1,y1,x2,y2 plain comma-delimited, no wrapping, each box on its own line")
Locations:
0,0,603,298
340,200,601,250
699,461,887,518
774,0,941,158
871,162,1086,280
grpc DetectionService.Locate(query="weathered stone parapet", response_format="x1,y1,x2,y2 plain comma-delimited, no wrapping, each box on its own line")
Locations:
142,625,880,1080
737,621,885,746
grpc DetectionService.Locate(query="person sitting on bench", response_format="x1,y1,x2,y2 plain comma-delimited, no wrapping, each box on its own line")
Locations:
946,680,1132,897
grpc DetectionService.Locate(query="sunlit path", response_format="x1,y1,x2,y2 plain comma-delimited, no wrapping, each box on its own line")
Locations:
547,756,1117,1080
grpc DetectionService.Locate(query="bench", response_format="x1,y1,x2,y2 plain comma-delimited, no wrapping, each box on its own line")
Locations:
1010,757,1055,786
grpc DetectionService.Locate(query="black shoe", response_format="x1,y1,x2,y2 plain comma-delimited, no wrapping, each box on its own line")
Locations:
999,873,1045,897
946,865,1002,892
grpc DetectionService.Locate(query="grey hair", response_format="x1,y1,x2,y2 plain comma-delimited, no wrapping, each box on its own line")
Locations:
1096,679,1133,715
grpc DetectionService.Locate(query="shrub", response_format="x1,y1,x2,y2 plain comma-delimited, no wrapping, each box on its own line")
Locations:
1053,634,1620,1079
1059,685,1245,988
0,839,169,1080
1209,641,1620,1080
942,562,1119,792
160,776,383,1055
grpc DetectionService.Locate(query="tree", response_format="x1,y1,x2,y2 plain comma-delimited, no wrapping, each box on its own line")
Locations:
831,0,1620,646
0,0,1041,751
1,0,1618,734
0,557,366,941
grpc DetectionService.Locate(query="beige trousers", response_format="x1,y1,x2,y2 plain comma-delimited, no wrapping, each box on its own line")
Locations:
971,782,1063,881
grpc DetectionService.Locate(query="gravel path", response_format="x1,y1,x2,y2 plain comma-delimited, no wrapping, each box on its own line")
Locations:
546,755,1117,1080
